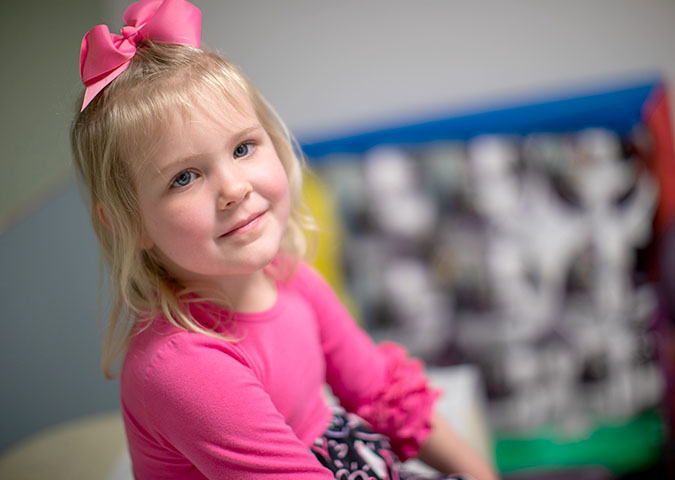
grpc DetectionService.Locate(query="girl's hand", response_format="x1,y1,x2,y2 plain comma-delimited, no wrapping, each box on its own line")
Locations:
417,411,500,480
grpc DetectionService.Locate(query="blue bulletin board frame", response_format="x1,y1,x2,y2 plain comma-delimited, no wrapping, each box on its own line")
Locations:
301,76,659,159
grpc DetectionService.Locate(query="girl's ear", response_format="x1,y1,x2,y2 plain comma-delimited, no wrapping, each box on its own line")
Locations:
97,202,155,250
96,202,112,230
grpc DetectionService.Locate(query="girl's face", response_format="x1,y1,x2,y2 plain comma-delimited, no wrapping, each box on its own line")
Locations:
134,91,291,292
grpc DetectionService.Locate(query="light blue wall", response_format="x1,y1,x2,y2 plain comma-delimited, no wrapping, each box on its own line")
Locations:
0,185,118,451
0,0,110,452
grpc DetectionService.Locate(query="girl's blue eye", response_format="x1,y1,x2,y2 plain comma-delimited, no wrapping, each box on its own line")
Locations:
172,170,197,188
234,142,253,159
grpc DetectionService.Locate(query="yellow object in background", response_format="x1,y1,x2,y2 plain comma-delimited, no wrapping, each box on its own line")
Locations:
302,169,361,323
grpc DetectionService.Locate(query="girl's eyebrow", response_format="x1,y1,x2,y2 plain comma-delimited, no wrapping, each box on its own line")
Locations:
156,125,265,176
232,125,264,141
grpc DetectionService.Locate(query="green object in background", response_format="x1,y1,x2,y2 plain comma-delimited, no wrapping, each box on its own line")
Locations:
494,409,666,475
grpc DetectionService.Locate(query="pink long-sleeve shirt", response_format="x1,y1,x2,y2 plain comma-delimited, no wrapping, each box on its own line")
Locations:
121,262,436,479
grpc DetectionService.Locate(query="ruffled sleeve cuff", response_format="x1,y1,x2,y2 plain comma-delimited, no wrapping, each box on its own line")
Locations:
351,342,440,461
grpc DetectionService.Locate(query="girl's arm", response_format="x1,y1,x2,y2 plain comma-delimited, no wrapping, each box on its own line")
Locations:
295,264,497,478
418,411,499,480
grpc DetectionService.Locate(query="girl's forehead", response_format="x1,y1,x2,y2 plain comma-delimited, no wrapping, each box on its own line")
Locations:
145,95,255,155
126,87,260,173
177,89,257,128
133,91,260,174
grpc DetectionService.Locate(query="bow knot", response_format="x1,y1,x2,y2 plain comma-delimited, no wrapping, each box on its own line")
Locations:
120,25,143,45
79,0,201,111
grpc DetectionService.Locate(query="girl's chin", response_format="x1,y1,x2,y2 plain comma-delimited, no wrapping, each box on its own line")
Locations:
175,258,279,285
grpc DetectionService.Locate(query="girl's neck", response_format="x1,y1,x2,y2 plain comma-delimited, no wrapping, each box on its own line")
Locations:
189,269,278,313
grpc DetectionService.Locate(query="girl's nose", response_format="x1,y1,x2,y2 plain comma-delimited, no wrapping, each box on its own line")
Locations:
216,168,252,210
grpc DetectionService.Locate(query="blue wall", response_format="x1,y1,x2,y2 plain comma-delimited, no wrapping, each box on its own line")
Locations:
0,185,118,451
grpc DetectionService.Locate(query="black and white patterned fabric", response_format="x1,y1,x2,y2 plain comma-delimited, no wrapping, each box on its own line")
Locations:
310,408,472,480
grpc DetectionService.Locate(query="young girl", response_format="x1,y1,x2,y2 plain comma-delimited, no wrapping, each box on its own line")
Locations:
72,1,498,479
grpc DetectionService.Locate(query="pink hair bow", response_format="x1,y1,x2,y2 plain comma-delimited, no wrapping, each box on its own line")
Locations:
79,0,201,111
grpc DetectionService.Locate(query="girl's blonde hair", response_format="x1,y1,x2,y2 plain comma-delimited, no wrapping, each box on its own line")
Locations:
71,42,313,378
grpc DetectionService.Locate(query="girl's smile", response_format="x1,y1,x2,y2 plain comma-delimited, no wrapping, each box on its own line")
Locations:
220,210,267,238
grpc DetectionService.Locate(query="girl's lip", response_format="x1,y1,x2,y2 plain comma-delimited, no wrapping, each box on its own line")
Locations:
221,211,266,237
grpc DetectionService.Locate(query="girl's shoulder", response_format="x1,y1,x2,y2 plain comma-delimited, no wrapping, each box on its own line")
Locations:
123,311,242,373
121,315,251,405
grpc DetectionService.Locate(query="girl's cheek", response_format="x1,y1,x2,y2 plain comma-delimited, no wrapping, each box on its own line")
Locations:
161,198,210,232
176,208,210,232
264,162,291,198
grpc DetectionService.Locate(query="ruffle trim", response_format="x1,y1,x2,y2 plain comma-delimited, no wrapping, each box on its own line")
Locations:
352,342,440,461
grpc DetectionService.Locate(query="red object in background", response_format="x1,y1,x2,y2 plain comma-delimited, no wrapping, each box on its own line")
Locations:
643,85,675,237
642,84,675,479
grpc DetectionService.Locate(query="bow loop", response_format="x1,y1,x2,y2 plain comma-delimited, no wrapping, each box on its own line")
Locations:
79,0,201,111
